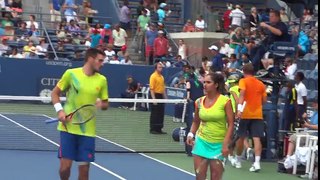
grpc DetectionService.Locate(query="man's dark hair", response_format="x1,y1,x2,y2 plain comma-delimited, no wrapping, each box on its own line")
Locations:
242,63,255,75
230,54,237,59
30,15,36,20
202,56,208,62
270,10,281,17
84,48,105,62
296,71,305,81
123,0,129,6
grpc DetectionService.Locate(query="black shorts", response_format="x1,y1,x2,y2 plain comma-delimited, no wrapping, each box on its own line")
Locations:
237,119,265,138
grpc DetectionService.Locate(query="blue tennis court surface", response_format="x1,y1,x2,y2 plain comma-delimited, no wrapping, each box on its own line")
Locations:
0,114,195,180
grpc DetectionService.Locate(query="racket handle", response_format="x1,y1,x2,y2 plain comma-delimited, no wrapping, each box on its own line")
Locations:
45,118,59,124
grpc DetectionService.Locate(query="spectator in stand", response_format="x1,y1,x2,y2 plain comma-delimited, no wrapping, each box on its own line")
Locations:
49,0,62,28
112,24,128,55
3,23,14,41
68,19,80,36
230,27,244,58
260,8,271,22
241,53,252,66
295,72,308,127
89,29,101,48
120,53,133,65
153,30,168,62
104,43,116,63
100,24,113,45
15,22,27,40
291,26,310,57
223,3,233,32
251,10,290,72
145,23,158,65
303,8,313,23
0,37,9,56
23,40,35,54
119,0,131,34
72,50,83,61
26,15,39,29
82,1,97,25
280,7,289,23
178,39,187,60
1,13,13,28
283,57,297,80
229,5,246,28
109,54,120,64
157,3,167,24
25,47,39,59
183,19,195,32
117,45,127,60
195,15,206,32
63,0,78,23
201,56,211,73
219,39,231,58
137,9,151,54
9,47,24,59
249,7,259,31
209,45,224,72
36,39,48,58
173,55,187,68
227,54,242,74
159,57,171,67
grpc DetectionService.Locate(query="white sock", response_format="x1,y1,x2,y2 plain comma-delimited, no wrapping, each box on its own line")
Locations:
255,156,261,164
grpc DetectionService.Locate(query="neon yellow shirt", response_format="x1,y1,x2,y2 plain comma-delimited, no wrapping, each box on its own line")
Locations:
57,68,108,137
229,85,240,113
195,95,230,143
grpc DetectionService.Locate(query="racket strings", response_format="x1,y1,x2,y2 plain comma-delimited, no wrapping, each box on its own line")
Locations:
73,106,96,124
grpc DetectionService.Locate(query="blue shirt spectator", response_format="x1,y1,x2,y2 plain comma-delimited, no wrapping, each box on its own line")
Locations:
298,31,310,54
90,33,101,48
146,29,158,46
157,9,166,23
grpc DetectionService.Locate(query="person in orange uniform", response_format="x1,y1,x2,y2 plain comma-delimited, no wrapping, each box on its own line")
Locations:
235,63,267,172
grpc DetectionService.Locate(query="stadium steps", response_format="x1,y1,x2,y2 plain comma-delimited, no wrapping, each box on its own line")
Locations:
116,0,184,65
22,0,51,28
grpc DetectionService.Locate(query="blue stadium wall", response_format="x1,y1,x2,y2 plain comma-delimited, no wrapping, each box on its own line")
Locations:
0,58,180,98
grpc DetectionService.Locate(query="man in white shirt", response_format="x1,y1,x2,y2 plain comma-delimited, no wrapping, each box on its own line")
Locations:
120,53,133,65
283,57,297,80
295,71,308,124
112,24,128,55
26,15,39,29
195,15,206,32
229,5,246,28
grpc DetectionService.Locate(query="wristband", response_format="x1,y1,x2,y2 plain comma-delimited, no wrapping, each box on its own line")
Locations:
54,103,63,112
237,104,243,112
187,132,194,138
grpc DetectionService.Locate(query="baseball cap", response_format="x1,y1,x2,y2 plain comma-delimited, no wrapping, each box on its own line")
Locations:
158,30,164,34
104,24,111,29
121,45,127,51
159,3,167,8
208,45,218,51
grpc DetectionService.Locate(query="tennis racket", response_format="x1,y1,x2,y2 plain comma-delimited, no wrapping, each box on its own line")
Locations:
229,101,247,149
45,104,96,125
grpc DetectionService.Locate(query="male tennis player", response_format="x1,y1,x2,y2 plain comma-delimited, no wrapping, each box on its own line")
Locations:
51,48,109,180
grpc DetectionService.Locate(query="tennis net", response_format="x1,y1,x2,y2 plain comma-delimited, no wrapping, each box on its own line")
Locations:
0,96,188,153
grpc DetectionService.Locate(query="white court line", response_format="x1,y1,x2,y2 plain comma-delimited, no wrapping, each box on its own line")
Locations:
42,114,196,177
0,113,126,180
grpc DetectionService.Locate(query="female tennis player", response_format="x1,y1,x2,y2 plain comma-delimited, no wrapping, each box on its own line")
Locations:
186,73,234,180
51,48,109,180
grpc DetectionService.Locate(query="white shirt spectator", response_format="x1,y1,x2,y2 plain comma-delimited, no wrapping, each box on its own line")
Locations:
26,21,39,29
120,59,133,65
104,50,116,63
195,20,206,29
0,43,9,56
120,5,130,23
0,0,5,8
219,43,231,57
9,53,24,58
285,63,297,80
229,8,246,27
112,28,127,47
295,82,308,105
178,44,187,60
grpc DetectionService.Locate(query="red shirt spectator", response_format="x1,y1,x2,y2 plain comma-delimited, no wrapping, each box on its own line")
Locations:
183,19,195,32
154,30,169,57
223,6,232,31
